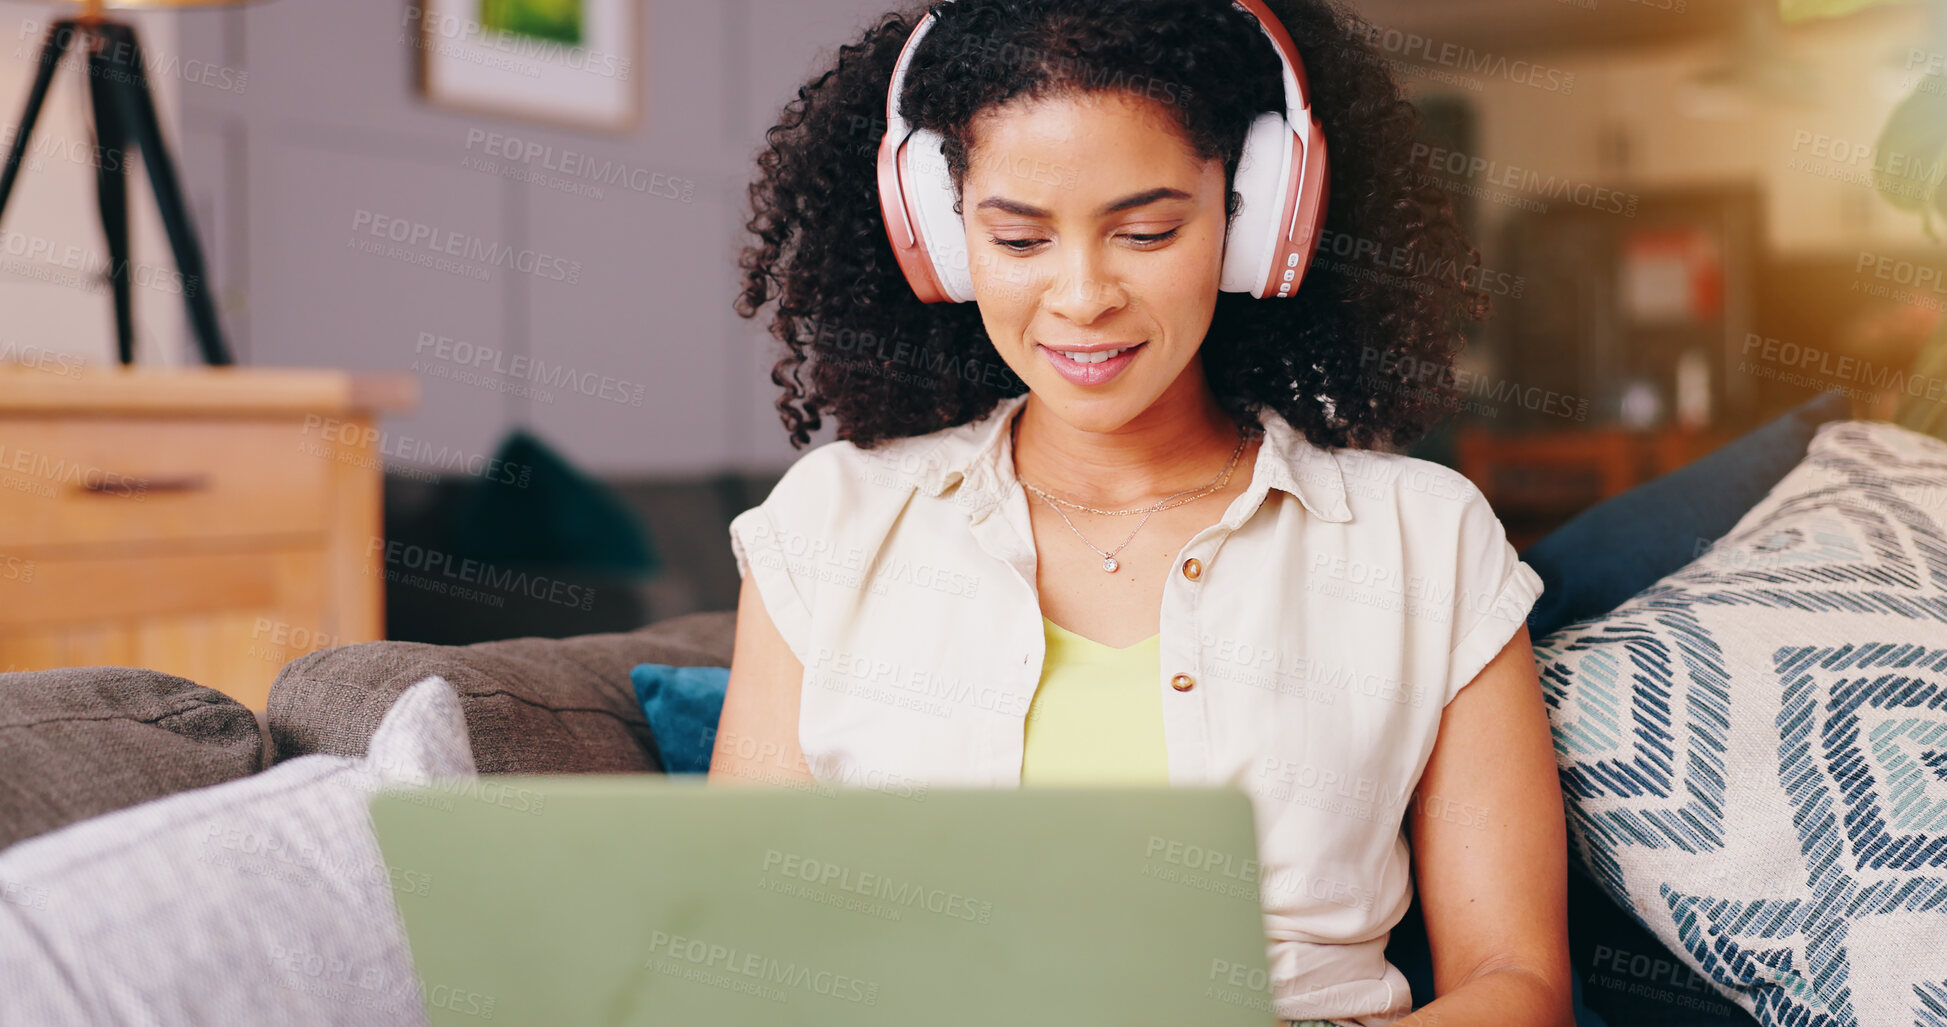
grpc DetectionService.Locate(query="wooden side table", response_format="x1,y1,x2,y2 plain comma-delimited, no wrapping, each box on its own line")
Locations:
0,368,417,708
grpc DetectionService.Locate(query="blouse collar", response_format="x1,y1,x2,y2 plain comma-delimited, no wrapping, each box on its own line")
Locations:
908,391,1353,524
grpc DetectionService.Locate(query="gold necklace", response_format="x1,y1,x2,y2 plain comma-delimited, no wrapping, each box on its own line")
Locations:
1012,416,1257,515
1011,416,1254,573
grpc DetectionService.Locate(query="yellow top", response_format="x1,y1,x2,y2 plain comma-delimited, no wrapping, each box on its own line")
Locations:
1020,616,1169,785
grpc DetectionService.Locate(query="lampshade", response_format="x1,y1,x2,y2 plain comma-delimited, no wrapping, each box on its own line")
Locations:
57,0,260,8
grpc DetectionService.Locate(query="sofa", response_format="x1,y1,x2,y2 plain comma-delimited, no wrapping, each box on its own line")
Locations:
0,616,1750,1027
12,393,1941,1027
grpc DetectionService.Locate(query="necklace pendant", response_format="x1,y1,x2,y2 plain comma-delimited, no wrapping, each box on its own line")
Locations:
1102,557,1119,573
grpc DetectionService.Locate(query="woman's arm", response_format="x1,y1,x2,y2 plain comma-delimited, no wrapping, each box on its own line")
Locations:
1389,623,1574,1027
707,574,819,787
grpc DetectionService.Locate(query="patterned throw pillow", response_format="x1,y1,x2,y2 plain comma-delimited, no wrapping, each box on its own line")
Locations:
1534,420,1947,1027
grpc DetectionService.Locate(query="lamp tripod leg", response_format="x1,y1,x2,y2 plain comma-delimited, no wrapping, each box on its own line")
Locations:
98,22,232,366
0,20,76,221
87,32,135,365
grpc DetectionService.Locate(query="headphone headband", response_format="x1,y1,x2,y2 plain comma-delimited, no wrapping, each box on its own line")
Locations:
886,0,1314,137
877,0,1329,303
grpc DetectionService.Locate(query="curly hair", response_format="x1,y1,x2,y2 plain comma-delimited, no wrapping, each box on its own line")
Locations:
734,0,1488,452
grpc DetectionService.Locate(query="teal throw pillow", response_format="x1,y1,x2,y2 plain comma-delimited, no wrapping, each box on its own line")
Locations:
630,663,729,774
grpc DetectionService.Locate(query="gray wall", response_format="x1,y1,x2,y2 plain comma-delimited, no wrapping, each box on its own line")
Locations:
173,0,903,477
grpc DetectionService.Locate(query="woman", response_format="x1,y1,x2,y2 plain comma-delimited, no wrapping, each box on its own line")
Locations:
710,1,1572,1025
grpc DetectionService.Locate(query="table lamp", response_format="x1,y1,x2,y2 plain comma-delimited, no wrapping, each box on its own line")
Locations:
0,0,257,366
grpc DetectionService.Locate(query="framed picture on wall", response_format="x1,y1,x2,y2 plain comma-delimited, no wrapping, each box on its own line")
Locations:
413,0,640,133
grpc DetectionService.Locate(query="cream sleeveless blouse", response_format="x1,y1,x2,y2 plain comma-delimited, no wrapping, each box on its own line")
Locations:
728,391,1543,1024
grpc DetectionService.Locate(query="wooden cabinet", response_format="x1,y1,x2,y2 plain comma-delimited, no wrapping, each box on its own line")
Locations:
0,368,416,708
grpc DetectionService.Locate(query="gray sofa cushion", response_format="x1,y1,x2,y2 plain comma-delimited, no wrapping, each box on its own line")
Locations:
0,676,474,1026
0,667,264,851
267,610,736,773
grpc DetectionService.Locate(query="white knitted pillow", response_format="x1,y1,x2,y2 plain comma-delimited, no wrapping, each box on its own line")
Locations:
0,677,476,1026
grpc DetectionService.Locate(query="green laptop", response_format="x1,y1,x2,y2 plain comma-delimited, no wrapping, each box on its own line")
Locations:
370,777,1281,1026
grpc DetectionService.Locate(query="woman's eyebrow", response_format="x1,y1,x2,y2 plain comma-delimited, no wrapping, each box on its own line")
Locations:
973,186,1192,219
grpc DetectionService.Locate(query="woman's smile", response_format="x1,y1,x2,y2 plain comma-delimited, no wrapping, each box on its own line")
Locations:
1039,341,1148,386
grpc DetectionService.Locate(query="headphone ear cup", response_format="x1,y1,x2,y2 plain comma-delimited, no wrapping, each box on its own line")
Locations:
903,128,976,303
1220,112,1294,296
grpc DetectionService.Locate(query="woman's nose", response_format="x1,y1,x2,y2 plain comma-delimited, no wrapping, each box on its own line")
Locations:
1046,246,1126,324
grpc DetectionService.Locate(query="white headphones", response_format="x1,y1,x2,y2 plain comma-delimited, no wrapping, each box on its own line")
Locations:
874,0,1330,303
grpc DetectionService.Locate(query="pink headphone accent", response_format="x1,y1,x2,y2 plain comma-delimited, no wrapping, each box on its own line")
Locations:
875,0,1330,303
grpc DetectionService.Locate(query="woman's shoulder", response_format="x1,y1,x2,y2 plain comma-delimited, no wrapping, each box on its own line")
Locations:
1302,445,1519,567
1330,447,1484,509
746,428,964,535
763,400,1019,511
1252,405,1483,522
769,433,939,494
